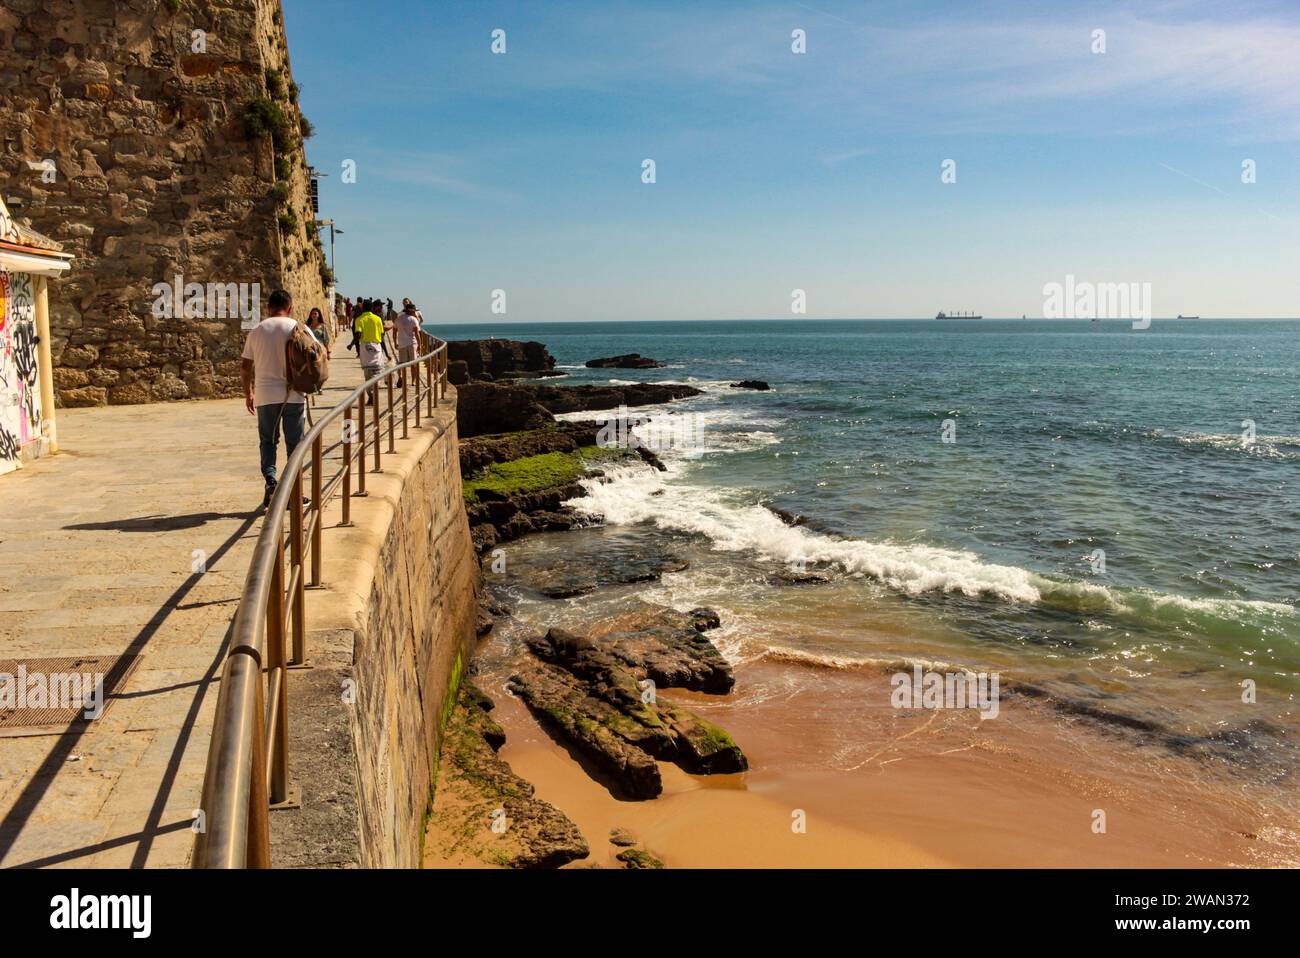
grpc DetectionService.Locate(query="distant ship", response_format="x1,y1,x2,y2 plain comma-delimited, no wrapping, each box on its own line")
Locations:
936,310,982,319
1176,314,1200,320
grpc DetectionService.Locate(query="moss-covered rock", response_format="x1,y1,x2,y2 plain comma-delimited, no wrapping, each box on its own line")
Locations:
425,684,588,868
463,450,590,502
617,848,665,869
508,614,747,800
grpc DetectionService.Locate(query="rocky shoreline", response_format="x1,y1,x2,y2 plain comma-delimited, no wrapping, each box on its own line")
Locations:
427,338,748,868
452,342,693,554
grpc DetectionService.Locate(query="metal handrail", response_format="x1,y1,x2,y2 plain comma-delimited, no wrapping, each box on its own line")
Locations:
193,331,450,868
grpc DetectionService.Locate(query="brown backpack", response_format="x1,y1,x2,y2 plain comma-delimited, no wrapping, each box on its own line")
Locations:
284,321,330,395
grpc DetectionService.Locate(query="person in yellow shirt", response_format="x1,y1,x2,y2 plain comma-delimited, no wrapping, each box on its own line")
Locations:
354,303,390,405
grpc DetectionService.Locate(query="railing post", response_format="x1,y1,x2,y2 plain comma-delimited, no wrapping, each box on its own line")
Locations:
310,434,322,587
248,670,270,868
413,356,421,428
357,396,368,493
267,533,288,805
402,364,410,439
386,370,396,454
372,382,382,473
342,406,354,521
290,472,306,666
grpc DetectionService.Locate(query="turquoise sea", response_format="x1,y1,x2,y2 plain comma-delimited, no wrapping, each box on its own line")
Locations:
436,318,1300,778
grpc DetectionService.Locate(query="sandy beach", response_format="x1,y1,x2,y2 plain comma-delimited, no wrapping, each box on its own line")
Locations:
427,632,1298,868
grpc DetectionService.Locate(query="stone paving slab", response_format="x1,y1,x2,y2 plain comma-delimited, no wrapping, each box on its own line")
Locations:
0,353,386,868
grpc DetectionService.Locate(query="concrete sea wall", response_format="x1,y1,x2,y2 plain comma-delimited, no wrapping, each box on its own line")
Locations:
270,389,481,868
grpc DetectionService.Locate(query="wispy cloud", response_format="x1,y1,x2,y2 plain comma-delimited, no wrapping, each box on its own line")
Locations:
462,1,1300,140
375,151,519,202
818,146,876,167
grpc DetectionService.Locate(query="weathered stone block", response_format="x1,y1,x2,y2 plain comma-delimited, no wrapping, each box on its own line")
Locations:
107,382,151,405
53,367,89,388
60,385,108,407
59,344,99,368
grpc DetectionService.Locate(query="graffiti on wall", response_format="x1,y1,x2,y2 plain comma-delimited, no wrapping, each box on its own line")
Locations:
0,270,42,473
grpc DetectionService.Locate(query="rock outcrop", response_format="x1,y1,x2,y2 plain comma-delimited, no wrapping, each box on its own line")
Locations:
466,480,589,554
447,339,560,383
731,380,771,390
508,609,746,800
455,342,703,551
617,848,665,869
455,367,702,440
456,382,555,438
460,422,598,477
528,381,702,414
425,683,589,868
511,547,690,599
586,354,665,369
579,602,735,693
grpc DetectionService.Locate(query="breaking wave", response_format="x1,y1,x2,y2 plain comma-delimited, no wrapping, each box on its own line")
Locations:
567,464,1297,638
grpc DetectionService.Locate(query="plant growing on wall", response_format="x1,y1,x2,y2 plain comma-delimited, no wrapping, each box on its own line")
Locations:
264,68,287,100
244,97,293,152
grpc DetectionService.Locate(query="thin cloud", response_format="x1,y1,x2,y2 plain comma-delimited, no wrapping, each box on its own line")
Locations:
375,152,519,202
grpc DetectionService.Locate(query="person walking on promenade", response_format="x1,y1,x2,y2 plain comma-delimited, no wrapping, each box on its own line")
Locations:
348,298,367,354
402,297,425,324
307,307,331,355
242,289,306,510
354,300,390,404
394,301,422,388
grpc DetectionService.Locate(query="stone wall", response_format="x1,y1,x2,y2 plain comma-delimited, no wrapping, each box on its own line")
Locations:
0,0,330,407
269,391,482,869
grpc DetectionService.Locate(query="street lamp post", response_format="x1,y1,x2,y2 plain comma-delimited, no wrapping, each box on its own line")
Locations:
316,219,344,322
316,219,341,275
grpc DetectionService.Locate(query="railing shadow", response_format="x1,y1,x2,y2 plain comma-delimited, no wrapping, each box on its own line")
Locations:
0,511,260,868
63,512,257,533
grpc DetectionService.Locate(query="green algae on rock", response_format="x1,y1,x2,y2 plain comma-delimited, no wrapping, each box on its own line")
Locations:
426,683,588,868
507,610,748,800
617,848,665,869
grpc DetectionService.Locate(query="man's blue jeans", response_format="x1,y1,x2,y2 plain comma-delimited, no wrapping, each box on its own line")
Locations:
257,402,306,484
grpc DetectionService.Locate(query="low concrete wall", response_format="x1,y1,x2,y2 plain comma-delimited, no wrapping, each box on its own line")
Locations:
270,388,480,868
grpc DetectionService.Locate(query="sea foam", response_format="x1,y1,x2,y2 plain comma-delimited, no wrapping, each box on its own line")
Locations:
568,464,1297,634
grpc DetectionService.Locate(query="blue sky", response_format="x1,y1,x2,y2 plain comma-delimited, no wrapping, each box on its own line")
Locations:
283,0,1300,320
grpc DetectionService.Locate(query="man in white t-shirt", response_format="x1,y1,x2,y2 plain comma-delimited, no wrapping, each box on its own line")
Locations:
395,303,421,366
241,289,305,510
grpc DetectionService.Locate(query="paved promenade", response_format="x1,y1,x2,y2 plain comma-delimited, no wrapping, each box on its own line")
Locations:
0,352,372,868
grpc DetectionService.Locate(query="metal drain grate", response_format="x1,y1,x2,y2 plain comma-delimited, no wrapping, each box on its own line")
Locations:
0,654,140,731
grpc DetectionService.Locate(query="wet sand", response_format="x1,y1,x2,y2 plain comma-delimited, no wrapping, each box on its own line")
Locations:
437,655,1298,868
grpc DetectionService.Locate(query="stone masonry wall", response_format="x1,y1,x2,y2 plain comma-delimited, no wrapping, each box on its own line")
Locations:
268,394,482,869
353,422,480,867
0,0,330,406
